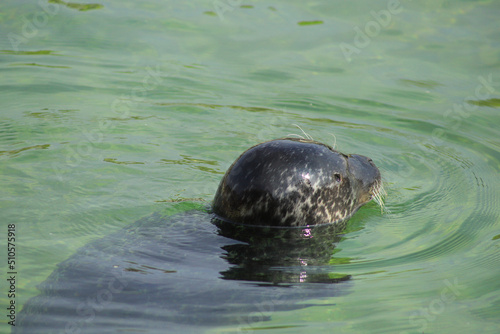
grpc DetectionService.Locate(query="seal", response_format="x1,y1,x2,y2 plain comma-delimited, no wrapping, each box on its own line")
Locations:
213,137,382,227
15,137,383,333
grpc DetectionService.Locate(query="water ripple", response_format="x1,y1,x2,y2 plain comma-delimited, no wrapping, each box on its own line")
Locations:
336,118,499,276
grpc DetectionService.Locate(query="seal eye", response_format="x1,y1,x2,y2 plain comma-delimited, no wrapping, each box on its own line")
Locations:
334,173,342,183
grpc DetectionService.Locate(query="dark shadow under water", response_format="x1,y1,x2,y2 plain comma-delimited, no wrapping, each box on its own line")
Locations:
15,210,352,334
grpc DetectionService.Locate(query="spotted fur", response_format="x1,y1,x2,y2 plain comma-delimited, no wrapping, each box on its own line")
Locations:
213,138,381,227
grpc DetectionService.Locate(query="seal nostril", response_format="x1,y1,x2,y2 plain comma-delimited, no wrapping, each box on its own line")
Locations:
334,173,342,183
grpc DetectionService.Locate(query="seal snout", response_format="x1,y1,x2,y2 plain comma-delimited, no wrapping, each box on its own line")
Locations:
347,154,382,205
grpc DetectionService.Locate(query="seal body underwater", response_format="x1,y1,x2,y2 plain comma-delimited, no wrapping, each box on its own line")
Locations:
15,138,382,333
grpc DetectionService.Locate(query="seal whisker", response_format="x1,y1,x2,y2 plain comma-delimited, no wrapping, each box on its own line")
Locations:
371,180,387,214
292,124,314,141
286,133,306,139
329,133,337,149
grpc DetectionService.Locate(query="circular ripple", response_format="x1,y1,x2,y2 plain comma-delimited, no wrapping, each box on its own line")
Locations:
335,120,499,272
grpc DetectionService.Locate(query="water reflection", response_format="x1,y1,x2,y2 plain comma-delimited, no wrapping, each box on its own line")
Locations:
215,218,352,284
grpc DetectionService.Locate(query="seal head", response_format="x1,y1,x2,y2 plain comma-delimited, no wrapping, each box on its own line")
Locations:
212,138,381,227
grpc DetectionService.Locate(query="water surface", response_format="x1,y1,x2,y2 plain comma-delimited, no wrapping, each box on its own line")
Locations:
1,0,499,333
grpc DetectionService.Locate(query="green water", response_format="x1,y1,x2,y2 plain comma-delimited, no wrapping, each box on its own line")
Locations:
1,0,499,333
